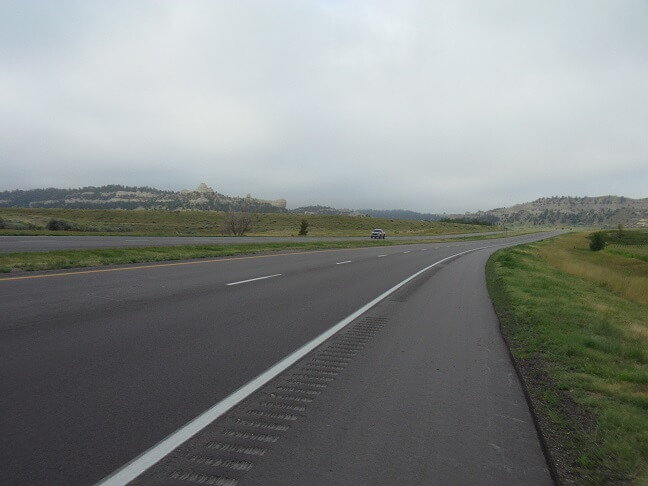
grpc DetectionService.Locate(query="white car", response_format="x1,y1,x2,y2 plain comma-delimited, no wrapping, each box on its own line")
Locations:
370,229,386,239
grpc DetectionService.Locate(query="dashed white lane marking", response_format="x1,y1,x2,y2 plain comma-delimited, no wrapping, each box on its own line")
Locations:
95,244,498,486
226,274,282,286
336,261,352,265
378,255,387,258
403,251,411,254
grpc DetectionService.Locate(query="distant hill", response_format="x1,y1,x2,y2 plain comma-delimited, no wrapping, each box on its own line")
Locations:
0,183,287,213
461,196,648,227
359,209,442,221
291,205,360,216
291,206,441,221
2,186,645,227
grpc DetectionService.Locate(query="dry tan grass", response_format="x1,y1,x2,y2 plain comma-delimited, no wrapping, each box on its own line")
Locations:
539,233,648,306
629,323,648,342
593,382,648,405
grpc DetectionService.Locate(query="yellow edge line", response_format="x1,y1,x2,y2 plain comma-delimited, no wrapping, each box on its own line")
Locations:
0,246,385,282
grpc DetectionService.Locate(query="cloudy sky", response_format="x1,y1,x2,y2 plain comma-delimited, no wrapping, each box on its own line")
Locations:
1,1,647,212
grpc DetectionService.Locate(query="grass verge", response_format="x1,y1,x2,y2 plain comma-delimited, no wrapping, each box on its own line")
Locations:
487,232,648,484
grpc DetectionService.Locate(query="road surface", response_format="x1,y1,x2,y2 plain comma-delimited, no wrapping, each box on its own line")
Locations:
0,232,506,253
0,233,556,485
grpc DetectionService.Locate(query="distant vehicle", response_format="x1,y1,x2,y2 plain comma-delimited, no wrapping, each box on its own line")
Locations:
370,229,386,239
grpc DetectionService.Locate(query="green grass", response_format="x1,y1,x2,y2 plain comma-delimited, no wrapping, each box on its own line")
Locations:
605,229,648,262
487,232,648,485
0,207,500,237
605,229,648,246
0,230,538,273
0,241,388,272
538,232,648,306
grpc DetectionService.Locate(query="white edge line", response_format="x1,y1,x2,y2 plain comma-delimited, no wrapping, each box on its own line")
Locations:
335,261,352,265
95,244,496,486
226,274,282,286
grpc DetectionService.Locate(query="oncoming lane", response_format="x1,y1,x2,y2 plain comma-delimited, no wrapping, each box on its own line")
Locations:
0,231,508,253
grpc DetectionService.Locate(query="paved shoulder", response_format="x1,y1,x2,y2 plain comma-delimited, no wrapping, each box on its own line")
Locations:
134,247,552,485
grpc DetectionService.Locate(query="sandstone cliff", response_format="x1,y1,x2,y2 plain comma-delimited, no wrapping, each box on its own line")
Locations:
0,184,287,213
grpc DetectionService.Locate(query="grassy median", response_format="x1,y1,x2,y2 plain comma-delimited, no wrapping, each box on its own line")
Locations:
0,240,391,273
487,231,648,484
0,230,537,273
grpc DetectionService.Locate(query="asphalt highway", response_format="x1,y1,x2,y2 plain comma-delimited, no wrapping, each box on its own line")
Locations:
0,232,506,253
0,233,557,485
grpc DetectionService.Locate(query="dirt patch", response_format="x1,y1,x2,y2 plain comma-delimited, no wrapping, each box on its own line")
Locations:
513,352,592,485
503,339,632,485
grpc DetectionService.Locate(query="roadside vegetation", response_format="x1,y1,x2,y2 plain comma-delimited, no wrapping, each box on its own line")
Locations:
487,230,648,484
605,227,648,262
0,208,499,237
0,230,536,274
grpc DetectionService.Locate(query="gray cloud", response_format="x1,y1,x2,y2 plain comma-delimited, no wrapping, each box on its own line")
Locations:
1,0,646,212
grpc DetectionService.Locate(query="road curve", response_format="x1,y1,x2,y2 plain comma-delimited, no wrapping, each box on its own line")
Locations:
0,231,507,253
0,233,556,485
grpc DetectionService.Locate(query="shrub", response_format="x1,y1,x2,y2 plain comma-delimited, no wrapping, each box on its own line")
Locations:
0,218,5,229
589,232,607,251
298,219,309,236
221,212,253,236
46,219,72,231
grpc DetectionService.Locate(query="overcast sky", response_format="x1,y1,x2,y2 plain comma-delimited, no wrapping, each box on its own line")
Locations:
1,1,646,212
